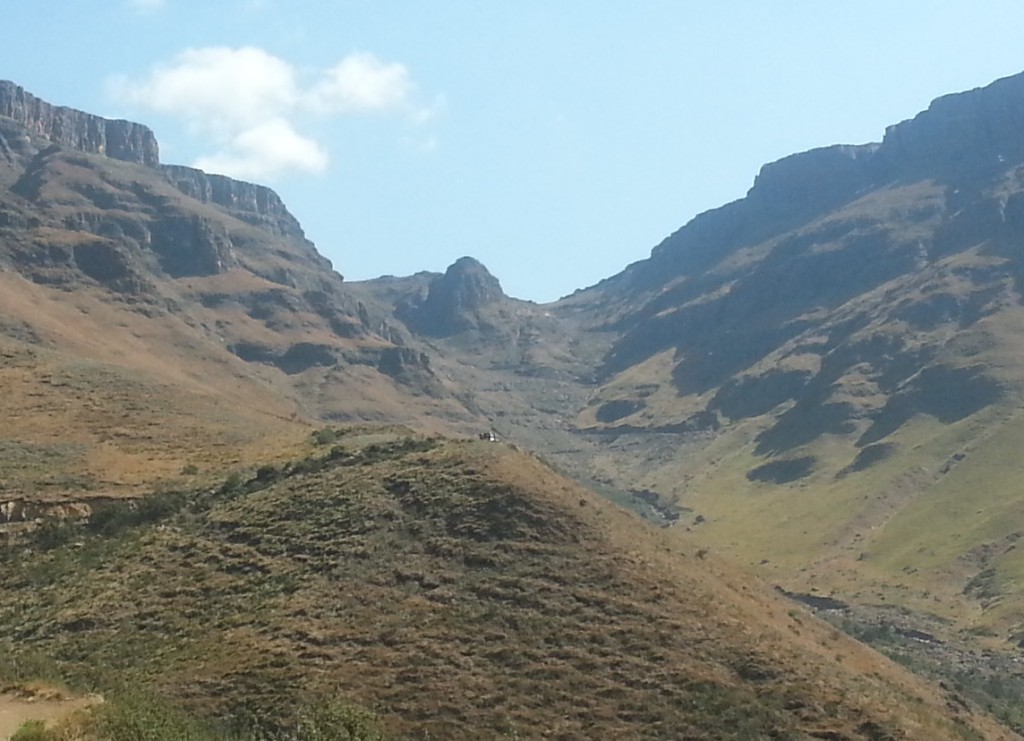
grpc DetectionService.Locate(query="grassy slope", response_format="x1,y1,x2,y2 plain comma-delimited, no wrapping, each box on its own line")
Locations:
0,432,1011,740
0,272,313,502
527,176,1024,644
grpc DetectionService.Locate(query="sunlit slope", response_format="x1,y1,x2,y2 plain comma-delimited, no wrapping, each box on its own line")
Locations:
0,433,1009,739
0,272,313,501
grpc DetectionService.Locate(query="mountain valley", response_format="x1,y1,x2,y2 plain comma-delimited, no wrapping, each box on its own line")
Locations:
4,72,1024,737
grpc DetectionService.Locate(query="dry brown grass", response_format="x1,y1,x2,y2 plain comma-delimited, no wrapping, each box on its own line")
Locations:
0,433,1010,739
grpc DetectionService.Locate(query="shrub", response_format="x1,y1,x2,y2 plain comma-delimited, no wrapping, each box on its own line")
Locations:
255,464,280,483
34,518,82,550
87,492,186,537
311,428,339,446
11,720,48,741
218,472,245,497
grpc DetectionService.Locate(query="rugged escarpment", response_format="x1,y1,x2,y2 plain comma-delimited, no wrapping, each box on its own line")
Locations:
636,71,1024,284
587,70,1024,388
0,80,311,244
880,71,1024,176
0,80,159,166
161,164,308,242
0,81,328,287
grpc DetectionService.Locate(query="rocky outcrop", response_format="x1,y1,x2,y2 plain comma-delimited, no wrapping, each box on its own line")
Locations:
148,214,236,277
0,116,38,170
0,80,159,166
411,257,505,336
0,498,92,523
160,165,306,240
72,240,148,293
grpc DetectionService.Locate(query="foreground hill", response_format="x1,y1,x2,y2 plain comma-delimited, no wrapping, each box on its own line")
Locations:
0,431,1009,739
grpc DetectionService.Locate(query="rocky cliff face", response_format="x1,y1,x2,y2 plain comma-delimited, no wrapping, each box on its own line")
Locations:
161,164,307,240
879,71,1024,177
637,71,1024,282
601,72,1024,387
0,81,471,438
0,81,311,243
0,80,159,166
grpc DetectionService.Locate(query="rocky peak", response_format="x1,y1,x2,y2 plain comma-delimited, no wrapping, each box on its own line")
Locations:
411,256,505,336
434,256,504,307
0,80,159,166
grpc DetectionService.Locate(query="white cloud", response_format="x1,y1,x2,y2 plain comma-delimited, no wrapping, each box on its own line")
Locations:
307,52,415,114
194,118,328,180
111,46,436,181
116,47,297,133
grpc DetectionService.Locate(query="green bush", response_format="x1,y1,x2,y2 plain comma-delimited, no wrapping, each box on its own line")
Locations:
87,492,186,536
11,720,49,741
289,700,386,741
234,698,386,741
218,471,245,497
255,464,281,483
264,700,387,741
311,428,339,446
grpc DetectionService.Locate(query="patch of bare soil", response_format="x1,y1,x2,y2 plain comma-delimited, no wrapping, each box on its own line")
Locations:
0,685,100,740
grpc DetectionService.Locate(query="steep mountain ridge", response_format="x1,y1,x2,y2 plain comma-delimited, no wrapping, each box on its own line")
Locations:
0,78,303,238
547,71,1024,642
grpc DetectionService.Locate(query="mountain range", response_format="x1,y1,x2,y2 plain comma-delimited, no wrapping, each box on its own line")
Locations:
4,73,1024,737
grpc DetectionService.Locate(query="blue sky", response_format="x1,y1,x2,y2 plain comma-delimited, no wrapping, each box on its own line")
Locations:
6,2,1024,301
